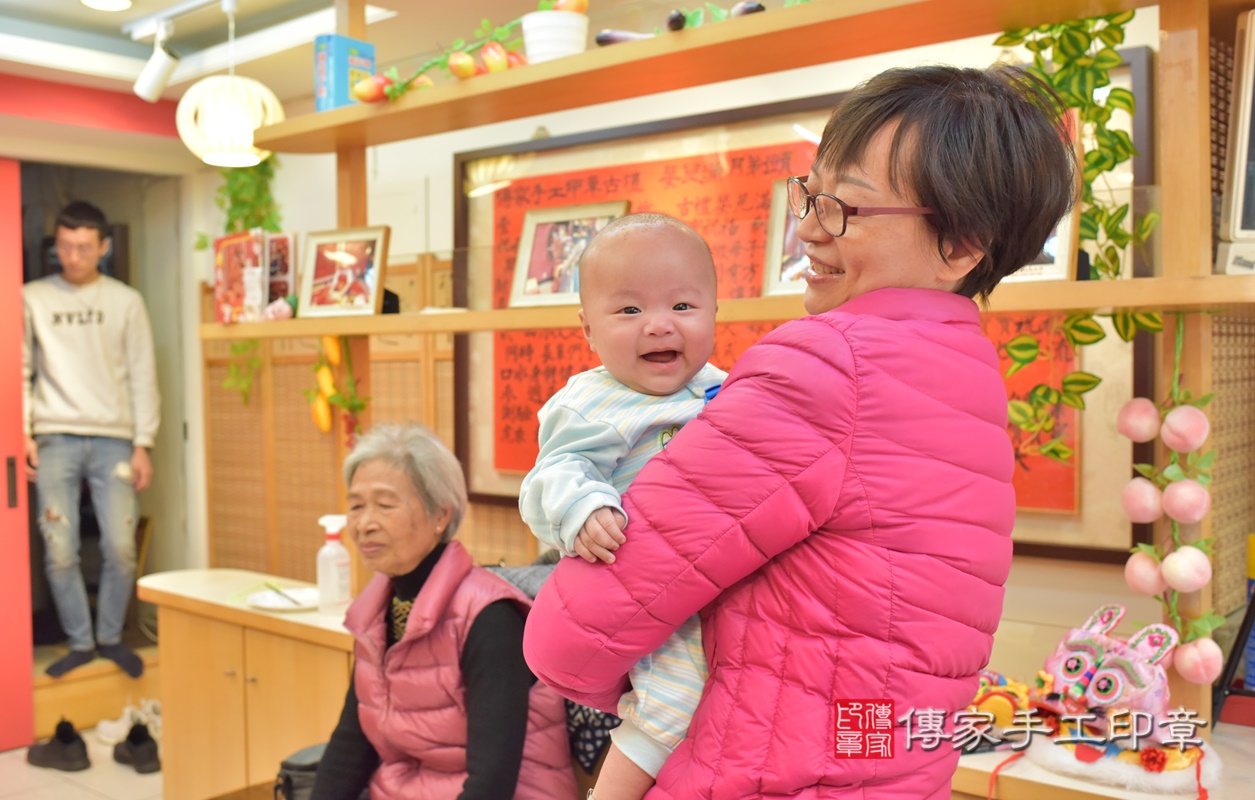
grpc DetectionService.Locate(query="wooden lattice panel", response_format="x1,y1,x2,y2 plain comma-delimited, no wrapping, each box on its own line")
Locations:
370,358,425,426
1210,315,1255,615
206,364,268,571
461,502,536,567
271,361,342,582
436,359,455,449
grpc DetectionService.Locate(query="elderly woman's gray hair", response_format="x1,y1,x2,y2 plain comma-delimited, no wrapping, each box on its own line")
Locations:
343,423,468,542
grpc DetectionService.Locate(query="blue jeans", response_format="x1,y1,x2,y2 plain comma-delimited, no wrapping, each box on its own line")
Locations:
34,434,138,652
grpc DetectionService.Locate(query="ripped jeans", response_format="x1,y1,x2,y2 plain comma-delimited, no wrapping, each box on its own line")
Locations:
34,434,138,652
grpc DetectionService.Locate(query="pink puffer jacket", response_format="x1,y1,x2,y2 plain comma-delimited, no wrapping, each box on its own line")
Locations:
525,288,1015,799
347,541,575,800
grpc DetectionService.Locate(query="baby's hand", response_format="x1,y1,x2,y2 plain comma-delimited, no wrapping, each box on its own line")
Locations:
574,507,627,564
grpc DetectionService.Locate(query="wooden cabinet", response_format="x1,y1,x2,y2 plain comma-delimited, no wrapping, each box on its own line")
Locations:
139,570,352,800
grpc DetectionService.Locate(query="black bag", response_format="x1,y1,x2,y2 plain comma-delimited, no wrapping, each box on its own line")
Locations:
273,742,326,800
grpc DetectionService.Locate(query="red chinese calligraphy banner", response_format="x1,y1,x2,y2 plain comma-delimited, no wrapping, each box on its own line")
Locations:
489,141,813,472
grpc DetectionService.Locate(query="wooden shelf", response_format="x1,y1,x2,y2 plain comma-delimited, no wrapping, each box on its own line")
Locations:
255,0,1151,155
198,275,1255,341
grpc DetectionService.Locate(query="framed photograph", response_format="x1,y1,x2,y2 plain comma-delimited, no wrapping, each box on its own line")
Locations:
213,229,265,323
509,201,629,306
298,226,390,317
762,179,809,295
1221,10,1255,243
265,231,296,303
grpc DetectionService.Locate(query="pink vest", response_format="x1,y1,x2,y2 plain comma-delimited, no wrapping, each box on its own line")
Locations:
525,289,1015,799
345,541,576,800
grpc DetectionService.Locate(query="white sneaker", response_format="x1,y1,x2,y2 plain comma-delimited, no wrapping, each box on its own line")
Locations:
94,704,140,745
138,698,161,743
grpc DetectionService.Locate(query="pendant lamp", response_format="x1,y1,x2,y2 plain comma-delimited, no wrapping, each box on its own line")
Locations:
176,0,284,168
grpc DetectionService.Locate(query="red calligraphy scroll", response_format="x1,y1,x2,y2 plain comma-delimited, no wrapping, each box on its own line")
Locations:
491,141,813,472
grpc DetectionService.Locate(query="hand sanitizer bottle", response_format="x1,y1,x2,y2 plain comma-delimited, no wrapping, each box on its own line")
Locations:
317,514,351,615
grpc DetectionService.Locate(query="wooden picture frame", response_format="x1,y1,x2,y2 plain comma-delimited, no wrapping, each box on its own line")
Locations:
762,179,808,296
508,201,630,307
297,226,390,318
265,231,296,304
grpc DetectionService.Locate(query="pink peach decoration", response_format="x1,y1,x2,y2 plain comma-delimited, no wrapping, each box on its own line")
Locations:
1161,479,1211,525
1116,397,1162,443
1124,551,1168,596
1159,404,1210,454
1121,477,1163,524
1173,637,1224,685
1159,545,1213,593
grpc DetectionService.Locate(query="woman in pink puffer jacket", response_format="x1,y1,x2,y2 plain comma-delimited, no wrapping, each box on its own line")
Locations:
524,64,1078,800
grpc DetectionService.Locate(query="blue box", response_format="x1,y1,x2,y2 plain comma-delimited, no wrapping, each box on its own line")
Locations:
314,34,375,112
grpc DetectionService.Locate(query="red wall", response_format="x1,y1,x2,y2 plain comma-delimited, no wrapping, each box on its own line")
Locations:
0,158,33,750
0,75,178,138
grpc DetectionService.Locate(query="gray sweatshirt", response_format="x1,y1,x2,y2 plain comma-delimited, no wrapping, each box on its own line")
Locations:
23,274,160,448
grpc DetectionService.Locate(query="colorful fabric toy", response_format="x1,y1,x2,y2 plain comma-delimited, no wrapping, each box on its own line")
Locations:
1018,604,1222,796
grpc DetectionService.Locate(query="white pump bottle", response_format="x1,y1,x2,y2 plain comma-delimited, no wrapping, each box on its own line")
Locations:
316,514,352,615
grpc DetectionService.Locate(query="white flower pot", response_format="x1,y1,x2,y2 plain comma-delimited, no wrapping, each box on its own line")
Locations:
521,10,590,64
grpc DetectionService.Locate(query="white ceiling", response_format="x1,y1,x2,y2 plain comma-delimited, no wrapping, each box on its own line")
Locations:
0,0,677,105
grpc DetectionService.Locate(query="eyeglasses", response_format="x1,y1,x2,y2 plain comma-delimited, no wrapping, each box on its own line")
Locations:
786,176,933,238
55,242,103,258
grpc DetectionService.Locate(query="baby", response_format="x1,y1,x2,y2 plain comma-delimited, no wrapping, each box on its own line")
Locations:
520,213,725,800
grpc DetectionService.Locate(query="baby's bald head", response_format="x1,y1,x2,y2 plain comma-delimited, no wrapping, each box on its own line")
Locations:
579,213,716,303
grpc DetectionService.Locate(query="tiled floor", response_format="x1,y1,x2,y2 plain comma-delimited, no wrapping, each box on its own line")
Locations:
0,730,161,800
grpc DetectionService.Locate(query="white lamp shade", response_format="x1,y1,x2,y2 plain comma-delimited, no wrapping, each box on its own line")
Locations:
176,75,285,168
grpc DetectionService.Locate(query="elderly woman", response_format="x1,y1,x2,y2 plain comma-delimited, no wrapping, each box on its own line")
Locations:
311,423,576,800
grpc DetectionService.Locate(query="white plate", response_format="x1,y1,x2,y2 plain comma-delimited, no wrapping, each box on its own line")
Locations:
246,586,319,612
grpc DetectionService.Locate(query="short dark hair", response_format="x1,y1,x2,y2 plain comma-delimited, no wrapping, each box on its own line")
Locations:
816,64,1076,303
56,201,109,238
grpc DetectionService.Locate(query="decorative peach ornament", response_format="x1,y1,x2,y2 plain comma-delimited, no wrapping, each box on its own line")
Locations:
1124,551,1168,596
1160,405,1210,454
1174,638,1223,685
1121,477,1163,523
1117,397,1161,443
1161,479,1211,525
1160,546,1213,593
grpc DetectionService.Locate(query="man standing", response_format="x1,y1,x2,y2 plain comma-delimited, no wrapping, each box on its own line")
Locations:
23,201,159,679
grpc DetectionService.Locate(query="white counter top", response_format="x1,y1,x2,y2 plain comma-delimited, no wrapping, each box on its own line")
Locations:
138,569,353,651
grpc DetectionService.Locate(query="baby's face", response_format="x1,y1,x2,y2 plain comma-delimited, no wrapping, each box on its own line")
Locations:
579,227,717,396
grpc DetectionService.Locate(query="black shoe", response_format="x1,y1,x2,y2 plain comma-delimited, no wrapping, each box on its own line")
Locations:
113,722,161,774
26,719,90,772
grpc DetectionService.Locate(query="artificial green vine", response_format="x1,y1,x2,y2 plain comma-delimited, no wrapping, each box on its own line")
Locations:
994,11,1163,465
995,12,1160,283
196,159,283,405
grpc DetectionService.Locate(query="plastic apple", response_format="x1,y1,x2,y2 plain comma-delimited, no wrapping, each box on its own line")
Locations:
1159,545,1212,593
1124,551,1168,596
1161,479,1211,525
1160,405,1211,454
481,42,509,73
448,51,477,80
1174,638,1223,685
554,0,589,12
1116,397,1161,443
1120,477,1163,523
351,74,393,103
507,50,528,68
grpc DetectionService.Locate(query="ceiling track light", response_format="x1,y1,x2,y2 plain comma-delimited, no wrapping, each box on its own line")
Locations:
133,20,179,103
175,0,284,168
